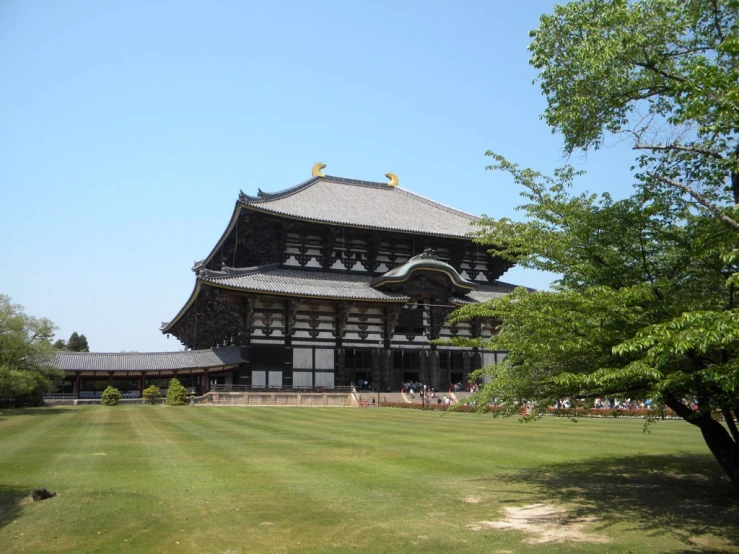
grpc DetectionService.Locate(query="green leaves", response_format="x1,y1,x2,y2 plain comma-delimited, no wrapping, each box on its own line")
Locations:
451,150,737,416
0,294,62,407
530,0,739,229
166,378,188,406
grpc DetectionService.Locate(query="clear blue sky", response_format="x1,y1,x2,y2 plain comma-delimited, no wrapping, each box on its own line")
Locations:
0,0,636,352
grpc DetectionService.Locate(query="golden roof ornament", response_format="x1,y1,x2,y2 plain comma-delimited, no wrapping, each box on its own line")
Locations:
312,162,326,177
385,172,398,187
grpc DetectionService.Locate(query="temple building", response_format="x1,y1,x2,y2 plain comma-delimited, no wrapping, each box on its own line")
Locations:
160,164,518,392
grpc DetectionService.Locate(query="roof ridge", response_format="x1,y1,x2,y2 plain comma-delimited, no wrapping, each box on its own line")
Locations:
322,175,391,188
239,174,393,205
52,347,238,356
239,176,321,203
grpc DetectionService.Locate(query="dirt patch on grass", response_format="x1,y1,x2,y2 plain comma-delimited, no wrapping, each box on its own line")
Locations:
688,535,739,553
464,496,481,504
469,503,610,544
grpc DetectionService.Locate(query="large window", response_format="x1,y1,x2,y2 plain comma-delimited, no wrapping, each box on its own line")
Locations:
293,348,335,370
292,348,335,389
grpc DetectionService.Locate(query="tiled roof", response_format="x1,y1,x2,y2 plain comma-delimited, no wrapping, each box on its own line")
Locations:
200,266,410,301
199,266,524,303
239,176,480,238
452,281,521,304
48,347,243,372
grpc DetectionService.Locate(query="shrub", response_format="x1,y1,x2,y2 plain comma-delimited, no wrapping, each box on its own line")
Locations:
142,385,161,404
101,386,122,406
166,378,187,406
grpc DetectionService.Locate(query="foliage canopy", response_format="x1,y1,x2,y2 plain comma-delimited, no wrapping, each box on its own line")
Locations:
166,378,188,406
450,0,739,487
0,294,61,407
101,386,122,406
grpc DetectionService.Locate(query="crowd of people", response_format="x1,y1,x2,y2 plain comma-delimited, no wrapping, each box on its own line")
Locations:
591,398,653,410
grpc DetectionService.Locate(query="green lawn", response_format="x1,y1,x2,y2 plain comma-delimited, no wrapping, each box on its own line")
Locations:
0,406,736,553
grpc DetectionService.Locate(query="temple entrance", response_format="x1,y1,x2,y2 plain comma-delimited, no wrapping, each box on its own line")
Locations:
355,371,371,390
403,372,420,383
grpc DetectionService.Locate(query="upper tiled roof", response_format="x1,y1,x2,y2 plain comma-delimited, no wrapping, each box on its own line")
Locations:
48,347,243,372
239,176,481,238
200,265,409,301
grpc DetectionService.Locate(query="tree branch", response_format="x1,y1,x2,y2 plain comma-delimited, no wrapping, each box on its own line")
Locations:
634,142,724,160
663,394,701,426
722,408,739,443
650,173,739,231
633,60,687,84
711,0,725,43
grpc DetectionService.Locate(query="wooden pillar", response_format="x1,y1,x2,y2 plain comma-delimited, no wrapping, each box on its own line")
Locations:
371,349,382,392
202,370,209,393
140,374,146,396
107,372,114,386
336,348,348,387
382,350,393,392
73,373,81,398
419,350,430,384
429,347,440,390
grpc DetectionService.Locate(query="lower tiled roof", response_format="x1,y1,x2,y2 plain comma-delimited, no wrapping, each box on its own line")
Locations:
452,281,521,304
48,347,243,372
200,267,410,301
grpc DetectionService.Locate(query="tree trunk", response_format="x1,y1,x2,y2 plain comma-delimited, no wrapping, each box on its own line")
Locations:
664,396,739,488
697,416,739,488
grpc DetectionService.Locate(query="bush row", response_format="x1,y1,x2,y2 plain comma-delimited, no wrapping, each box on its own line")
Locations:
101,378,188,406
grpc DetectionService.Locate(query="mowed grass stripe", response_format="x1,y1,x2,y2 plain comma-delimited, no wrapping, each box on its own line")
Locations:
155,408,477,548
0,408,85,462
156,407,385,550
0,406,727,554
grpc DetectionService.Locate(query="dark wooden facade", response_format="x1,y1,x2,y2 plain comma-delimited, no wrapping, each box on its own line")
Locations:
162,170,516,391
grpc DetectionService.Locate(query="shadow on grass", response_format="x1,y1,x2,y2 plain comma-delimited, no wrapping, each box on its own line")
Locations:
0,407,81,419
0,486,28,530
489,454,738,553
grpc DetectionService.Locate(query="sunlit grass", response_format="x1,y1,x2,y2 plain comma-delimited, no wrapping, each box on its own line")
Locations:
0,406,735,553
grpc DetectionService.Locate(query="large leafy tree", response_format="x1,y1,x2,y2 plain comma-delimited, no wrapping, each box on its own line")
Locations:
0,295,62,407
452,0,739,487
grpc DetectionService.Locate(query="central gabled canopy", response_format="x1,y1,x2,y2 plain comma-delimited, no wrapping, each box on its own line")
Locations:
370,249,476,296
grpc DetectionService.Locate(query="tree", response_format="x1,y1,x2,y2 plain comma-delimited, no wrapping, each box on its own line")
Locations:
454,157,739,486
166,378,188,406
451,0,739,487
66,332,89,352
0,295,62,407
